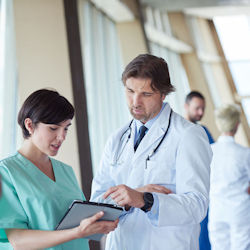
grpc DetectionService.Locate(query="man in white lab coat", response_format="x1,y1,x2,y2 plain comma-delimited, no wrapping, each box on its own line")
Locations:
208,104,250,250
91,54,212,250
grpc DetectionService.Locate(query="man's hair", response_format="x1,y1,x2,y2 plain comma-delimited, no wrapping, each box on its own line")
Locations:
185,91,205,104
122,54,175,95
215,104,241,133
18,89,74,139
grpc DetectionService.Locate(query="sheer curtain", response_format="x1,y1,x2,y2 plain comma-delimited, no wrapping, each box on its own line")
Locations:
78,0,130,173
0,0,17,159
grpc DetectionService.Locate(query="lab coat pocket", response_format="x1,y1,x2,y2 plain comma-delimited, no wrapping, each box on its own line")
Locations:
145,160,176,185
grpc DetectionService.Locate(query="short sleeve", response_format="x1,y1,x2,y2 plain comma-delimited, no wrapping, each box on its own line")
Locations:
0,164,28,243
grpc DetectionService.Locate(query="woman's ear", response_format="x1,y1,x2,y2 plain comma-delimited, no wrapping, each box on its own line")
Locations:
24,118,34,136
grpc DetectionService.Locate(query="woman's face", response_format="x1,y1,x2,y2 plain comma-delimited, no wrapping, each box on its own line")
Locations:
28,119,72,156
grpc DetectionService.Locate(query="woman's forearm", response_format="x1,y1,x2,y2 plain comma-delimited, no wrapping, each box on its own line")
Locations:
6,227,78,250
6,212,118,250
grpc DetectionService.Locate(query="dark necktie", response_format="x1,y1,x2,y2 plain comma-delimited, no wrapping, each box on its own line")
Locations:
134,125,148,151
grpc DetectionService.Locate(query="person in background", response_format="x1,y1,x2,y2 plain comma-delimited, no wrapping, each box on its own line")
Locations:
91,54,212,250
208,104,250,250
0,89,118,250
185,91,214,144
184,90,214,250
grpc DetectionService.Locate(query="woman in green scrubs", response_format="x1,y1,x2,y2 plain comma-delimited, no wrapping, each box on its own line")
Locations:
0,89,118,250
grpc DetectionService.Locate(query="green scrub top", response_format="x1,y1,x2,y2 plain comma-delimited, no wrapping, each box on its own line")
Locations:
0,153,89,250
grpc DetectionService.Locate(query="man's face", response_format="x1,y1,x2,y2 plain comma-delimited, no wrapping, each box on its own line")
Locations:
185,97,205,123
125,77,165,124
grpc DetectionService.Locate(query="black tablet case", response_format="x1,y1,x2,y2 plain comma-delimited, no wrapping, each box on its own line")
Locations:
55,200,123,241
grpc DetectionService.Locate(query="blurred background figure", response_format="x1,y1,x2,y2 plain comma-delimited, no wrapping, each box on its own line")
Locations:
208,104,250,250
185,90,214,250
185,91,214,144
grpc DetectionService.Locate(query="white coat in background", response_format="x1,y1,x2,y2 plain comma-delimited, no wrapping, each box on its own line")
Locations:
91,103,212,250
208,136,250,250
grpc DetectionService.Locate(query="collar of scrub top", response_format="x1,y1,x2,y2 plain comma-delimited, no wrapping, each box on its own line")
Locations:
218,135,234,142
134,103,167,145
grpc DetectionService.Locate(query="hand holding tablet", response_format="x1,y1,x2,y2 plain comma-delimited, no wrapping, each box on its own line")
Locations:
56,200,123,241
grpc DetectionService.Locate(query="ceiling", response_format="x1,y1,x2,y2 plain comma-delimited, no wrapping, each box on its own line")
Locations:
139,0,250,18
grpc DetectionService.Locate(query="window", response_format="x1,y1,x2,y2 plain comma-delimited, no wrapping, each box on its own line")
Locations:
144,6,190,115
214,15,250,124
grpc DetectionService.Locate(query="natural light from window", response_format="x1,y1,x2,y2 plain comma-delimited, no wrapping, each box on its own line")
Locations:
214,15,250,124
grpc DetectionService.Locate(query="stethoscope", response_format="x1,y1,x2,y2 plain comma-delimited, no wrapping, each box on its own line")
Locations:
112,109,173,168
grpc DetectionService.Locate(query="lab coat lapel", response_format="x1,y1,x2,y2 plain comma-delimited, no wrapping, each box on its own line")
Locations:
132,103,172,162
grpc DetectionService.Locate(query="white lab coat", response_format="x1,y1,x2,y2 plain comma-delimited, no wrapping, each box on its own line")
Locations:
91,103,212,250
208,136,250,250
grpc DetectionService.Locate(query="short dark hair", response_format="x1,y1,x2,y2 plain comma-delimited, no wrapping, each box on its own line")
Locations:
18,89,75,138
185,91,205,104
122,54,175,95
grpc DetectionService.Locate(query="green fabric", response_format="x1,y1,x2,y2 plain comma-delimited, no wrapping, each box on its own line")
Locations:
0,153,89,250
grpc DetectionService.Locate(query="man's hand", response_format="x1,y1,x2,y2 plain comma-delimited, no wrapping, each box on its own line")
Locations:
103,185,144,208
136,184,172,194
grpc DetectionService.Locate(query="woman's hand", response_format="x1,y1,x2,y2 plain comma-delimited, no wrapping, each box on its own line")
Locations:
74,211,119,239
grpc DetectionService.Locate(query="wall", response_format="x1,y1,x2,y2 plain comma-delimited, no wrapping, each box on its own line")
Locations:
13,0,82,185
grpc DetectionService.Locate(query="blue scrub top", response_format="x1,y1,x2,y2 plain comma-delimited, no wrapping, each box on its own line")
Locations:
0,153,89,250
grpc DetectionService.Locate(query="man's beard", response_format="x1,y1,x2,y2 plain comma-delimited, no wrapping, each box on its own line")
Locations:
190,115,202,123
130,108,148,123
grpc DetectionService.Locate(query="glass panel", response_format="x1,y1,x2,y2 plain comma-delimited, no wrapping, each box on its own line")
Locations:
214,15,250,61
147,8,190,115
189,17,221,109
214,15,250,125
242,99,250,125
229,61,250,96
201,63,221,108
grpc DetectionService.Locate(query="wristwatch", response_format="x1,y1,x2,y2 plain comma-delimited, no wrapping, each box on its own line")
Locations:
141,192,154,212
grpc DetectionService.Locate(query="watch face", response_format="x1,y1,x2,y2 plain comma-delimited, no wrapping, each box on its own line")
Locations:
144,192,154,204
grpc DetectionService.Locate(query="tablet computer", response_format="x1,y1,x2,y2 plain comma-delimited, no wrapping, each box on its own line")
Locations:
55,200,123,241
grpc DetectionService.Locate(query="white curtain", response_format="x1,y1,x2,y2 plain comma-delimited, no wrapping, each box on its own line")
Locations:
78,0,130,174
0,0,17,159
